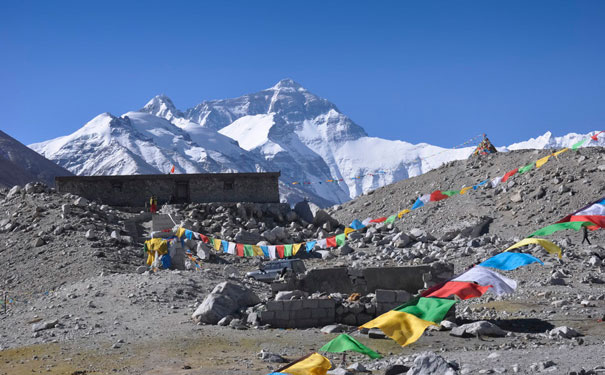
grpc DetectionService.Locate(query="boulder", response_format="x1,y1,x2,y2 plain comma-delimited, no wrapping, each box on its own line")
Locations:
6,185,21,199
409,228,435,243
275,290,308,301
339,244,355,256
294,200,339,227
74,197,89,207
234,229,262,244
406,351,458,375
549,326,582,339
450,321,506,337
192,282,260,324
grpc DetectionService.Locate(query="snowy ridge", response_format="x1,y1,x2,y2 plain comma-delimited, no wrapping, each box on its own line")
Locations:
30,79,603,206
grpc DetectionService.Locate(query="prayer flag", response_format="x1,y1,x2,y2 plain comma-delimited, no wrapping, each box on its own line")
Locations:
170,165,175,173
518,163,534,174
261,246,270,258
236,243,244,257
344,227,356,236
244,244,254,257
252,245,264,256
221,240,229,254
370,217,387,223
175,227,186,239
184,229,194,240
319,334,381,359
283,244,293,257
335,233,346,246
430,190,449,202
501,168,518,183
556,197,605,230
442,190,460,197
423,281,491,300
292,243,302,255
479,252,543,271
317,239,327,249
276,245,285,258
361,218,372,226
306,241,316,252
412,198,424,210
397,209,411,218
536,155,550,168
268,246,277,259
227,242,237,255
453,266,517,295
200,234,209,243
473,179,489,190
326,236,337,248
212,238,222,251
385,215,397,223
460,186,473,195
552,148,569,157
491,176,503,188
279,353,331,375
528,221,594,238
359,311,435,347
505,238,562,259
571,139,587,150
394,297,457,323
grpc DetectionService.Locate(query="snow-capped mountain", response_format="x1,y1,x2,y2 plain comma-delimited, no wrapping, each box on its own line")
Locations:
500,131,605,150
29,79,603,206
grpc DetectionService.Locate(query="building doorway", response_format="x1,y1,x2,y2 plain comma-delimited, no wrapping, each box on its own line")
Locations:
175,181,189,203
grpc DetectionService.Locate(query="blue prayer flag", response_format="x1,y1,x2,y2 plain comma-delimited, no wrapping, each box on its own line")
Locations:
479,252,543,271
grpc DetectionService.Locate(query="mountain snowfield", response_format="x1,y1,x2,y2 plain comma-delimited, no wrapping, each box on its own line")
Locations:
29,79,604,206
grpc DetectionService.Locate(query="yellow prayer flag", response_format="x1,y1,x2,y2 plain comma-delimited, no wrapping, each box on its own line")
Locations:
360,310,435,347
552,148,569,158
292,243,302,255
213,238,222,251
397,209,411,219
536,155,551,168
175,227,186,239
280,353,332,375
252,245,264,256
344,227,356,236
505,238,562,259
460,186,473,195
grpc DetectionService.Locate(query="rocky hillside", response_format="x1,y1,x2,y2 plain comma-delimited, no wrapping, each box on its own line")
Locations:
0,148,604,374
0,130,72,188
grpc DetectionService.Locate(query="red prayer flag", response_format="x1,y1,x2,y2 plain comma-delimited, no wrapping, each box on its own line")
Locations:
276,245,285,258
326,236,337,248
424,281,491,300
236,244,244,257
369,217,387,223
200,234,209,243
501,168,519,183
170,165,175,173
430,190,449,202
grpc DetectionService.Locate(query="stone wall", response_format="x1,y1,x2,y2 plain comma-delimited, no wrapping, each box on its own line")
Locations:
260,298,336,328
55,172,280,207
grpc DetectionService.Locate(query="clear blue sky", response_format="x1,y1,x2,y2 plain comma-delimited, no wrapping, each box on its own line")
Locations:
2,1,605,147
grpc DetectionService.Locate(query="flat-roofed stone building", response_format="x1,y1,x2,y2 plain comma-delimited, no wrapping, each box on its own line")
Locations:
55,172,280,206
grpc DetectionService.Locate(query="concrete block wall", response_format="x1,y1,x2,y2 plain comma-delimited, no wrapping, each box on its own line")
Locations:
260,299,335,328
375,289,412,315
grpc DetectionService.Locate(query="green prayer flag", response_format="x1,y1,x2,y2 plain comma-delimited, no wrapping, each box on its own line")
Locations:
518,163,534,174
385,215,397,223
527,221,594,238
442,190,460,197
320,334,382,359
335,233,346,246
243,244,254,257
571,139,588,150
394,297,456,323
283,244,293,257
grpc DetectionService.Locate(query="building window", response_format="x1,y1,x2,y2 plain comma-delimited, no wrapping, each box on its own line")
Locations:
224,180,234,190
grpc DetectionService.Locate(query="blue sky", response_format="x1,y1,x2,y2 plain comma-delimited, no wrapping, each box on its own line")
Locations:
2,1,605,147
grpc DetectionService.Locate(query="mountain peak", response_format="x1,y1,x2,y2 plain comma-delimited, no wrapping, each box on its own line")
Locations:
271,79,304,90
140,94,182,120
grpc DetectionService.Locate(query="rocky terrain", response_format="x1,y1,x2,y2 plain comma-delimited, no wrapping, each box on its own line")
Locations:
0,147,604,375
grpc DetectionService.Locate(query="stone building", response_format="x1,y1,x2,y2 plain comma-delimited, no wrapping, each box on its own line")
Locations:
55,172,280,206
